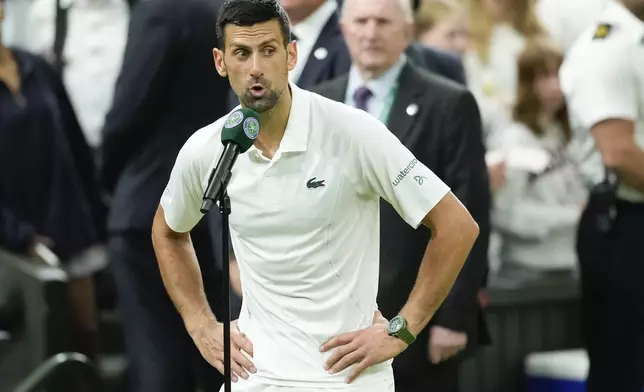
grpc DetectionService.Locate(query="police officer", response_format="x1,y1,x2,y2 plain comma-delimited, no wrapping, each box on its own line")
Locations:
560,1,644,391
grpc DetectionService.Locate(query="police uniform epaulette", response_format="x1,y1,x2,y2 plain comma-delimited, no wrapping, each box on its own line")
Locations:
593,23,612,39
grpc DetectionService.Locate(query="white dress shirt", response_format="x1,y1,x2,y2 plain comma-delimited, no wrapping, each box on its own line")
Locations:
25,0,129,148
344,55,407,122
560,1,644,202
537,0,610,52
290,0,338,83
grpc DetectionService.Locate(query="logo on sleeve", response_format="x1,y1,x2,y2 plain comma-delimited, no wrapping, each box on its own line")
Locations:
392,159,419,187
243,117,260,139
307,177,326,189
593,24,612,40
414,176,426,185
225,111,244,128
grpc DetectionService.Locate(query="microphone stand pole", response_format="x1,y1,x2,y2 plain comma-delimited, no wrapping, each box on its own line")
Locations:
201,168,233,392
219,189,232,392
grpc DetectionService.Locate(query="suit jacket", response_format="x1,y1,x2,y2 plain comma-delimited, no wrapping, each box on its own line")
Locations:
313,62,491,374
101,0,229,233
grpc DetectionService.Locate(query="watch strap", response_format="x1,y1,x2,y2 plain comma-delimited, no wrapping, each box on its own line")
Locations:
395,327,416,345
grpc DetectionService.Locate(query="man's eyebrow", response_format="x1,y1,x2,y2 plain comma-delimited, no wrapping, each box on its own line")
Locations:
230,38,280,49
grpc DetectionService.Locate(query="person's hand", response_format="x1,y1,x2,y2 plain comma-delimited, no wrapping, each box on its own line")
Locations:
187,317,256,382
428,326,468,364
320,319,407,383
488,161,506,192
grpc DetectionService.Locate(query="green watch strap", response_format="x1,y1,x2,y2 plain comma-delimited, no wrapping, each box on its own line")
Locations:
395,327,416,345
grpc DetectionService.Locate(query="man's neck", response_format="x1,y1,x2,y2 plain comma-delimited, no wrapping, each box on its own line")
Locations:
255,88,293,156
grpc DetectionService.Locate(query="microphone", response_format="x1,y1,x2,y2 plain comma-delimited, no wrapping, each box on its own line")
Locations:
200,108,261,213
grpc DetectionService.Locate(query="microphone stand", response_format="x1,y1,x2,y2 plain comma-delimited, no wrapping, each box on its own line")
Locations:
219,190,232,392
201,169,233,392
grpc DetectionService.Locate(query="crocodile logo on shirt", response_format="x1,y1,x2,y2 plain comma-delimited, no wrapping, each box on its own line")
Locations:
307,177,326,189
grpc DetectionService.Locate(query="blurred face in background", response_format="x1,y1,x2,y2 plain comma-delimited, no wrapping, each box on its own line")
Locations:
280,0,327,24
417,8,470,56
533,64,563,115
481,0,513,22
341,0,413,79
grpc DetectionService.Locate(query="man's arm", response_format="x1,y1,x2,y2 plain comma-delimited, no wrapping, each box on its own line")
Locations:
399,193,480,335
592,119,644,193
152,207,213,326
430,91,489,335
101,1,175,192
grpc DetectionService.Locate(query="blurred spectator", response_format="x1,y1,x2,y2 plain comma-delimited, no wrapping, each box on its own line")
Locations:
537,0,610,52
281,0,350,87
491,37,587,287
100,0,229,391
464,0,545,115
560,0,644,389
415,0,470,56
315,0,490,390
25,0,130,150
0,0,106,362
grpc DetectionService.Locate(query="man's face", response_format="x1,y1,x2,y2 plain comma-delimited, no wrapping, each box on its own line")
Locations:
213,20,297,113
341,0,413,77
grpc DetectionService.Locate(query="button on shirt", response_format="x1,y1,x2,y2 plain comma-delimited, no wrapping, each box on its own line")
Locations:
560,1,644,202
290,0,338,83
345,55,407,121
160,84,450,387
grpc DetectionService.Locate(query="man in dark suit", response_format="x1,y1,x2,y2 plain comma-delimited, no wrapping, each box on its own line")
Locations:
313,0,490,390
100,0,229,391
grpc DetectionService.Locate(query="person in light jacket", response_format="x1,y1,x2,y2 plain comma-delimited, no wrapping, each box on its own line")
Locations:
492,37,588,286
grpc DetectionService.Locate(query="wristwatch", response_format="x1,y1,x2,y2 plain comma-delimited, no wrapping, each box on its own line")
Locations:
387,315,416,345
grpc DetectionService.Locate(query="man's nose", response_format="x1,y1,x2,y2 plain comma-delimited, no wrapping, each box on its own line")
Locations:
362,20,379,39
249,54,263,79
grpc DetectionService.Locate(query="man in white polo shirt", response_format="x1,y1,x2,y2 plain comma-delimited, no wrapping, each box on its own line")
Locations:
151,0,479,391
560,0,644,390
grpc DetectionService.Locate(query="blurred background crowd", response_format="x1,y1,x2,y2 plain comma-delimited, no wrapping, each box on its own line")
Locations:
0,0,641,391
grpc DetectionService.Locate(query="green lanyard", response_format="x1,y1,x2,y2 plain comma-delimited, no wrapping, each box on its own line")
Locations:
379,83,399,124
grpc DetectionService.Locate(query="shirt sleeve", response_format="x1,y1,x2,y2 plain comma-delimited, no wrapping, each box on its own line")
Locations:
355,115,451,229
160,141,210,233
563,45,637,130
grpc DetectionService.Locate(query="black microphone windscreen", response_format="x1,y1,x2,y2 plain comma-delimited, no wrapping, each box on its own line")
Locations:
221,108,261,153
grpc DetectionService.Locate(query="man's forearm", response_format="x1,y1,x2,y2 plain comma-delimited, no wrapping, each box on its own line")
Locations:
152,229,215,328
612,147,644,194
399,221,478,336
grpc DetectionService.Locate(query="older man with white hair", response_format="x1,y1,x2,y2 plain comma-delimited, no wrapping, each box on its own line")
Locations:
314,0,491,390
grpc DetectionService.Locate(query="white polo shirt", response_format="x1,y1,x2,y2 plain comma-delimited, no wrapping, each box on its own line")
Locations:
560,1,644,202
161,83,450,388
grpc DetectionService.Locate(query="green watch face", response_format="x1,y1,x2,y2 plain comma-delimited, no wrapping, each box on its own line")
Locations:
388,315,405,335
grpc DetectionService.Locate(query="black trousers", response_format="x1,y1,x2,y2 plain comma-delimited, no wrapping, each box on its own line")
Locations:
394,359,460,392
577,198,644,392
109,225,224,392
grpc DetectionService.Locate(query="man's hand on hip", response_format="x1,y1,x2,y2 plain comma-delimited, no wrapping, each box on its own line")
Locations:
428,326,467,364
320,311,406,384
187,317,256,382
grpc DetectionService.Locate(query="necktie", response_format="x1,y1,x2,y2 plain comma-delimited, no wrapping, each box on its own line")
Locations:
353,86,373,112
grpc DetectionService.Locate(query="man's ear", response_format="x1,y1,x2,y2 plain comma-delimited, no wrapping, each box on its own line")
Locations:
213,48,228,77
287,41,298,72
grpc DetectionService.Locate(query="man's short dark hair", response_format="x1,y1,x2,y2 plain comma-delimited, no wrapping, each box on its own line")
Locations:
216,0,292,50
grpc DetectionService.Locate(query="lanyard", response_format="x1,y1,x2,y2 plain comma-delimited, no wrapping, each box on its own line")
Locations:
378,83,399,124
